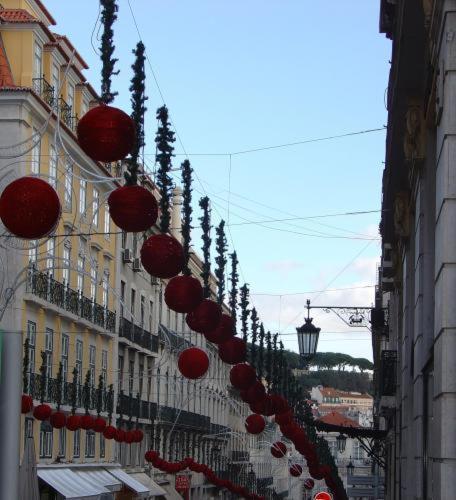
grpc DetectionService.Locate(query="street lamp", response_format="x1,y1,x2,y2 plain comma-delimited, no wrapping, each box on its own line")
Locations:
296,300,321,366
336,433,347,453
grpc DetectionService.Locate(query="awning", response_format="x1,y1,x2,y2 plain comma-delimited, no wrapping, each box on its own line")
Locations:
73,468,122,492
37,468,109,499
105,468,150,498
160,483,183,500
130,473,167,497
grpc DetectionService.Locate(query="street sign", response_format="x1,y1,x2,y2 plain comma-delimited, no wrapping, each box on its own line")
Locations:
313,492,333,500
175,474,191,492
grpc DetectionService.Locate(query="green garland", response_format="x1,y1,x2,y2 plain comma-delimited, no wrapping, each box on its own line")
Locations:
199,196,211,297
181,160,193,275
214,220,227,305
239,284,250,344
249,307,259,368
257,323,265,381
99,0,119,104
265,331,272,391
229,251,239,320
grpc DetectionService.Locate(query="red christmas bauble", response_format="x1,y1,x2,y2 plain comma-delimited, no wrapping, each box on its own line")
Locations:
141,234,184,279
66,415,81,431
125,431,135,444
304,478,314,490
319,464,332,478
204,314,235,344
249,399,266,414
133,429,144,442
243,381,266,404
0,177,61,239
33,403,52,421
292,428,309,450
145,450,159,463
245,414,266,435
80,414,94,430
290,464,303,477
218,337,246,365
108,185,158,232
229,363,257,390
165,275,203,313
275,409,294,426
93,417,107,433
280,422,300,441
309,465,325,480
21,394,33,414
77,105,135,162
114,429,126,442
270,394,289,415
178,347,209,379
260,395,276,417
50,411,66,429
103,425,117,439
270,441,287,458
186,299,222,333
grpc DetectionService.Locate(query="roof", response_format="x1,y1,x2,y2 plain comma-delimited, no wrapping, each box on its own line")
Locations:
338,391,373,400
52,33,89,69
318,411,360,428
34,0,57,25
0,8,40,23
318,387,372,400
320,387,341,398
0,33,14,88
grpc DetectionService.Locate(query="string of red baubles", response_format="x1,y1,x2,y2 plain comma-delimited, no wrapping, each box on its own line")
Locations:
144,451,264,500
21,395,143,444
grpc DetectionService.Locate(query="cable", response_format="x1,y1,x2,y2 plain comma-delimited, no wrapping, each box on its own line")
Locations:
250,285,375,296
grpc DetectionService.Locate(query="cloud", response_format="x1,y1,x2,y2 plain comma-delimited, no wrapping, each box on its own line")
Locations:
263,259,304,277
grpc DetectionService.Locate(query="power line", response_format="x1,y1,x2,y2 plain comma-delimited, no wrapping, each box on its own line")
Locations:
251,285,375,296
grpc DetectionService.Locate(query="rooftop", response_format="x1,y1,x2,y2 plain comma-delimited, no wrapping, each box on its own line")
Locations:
318,411,360,428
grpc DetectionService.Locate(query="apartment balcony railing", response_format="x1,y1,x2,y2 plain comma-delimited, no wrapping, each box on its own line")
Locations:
27,266,116,333
119,317,159,353
231,450,250,462
157,405,210,430
28,373,111,412
257,477,273,489
116,392,157,420
32,77,55,107
380,350,397,396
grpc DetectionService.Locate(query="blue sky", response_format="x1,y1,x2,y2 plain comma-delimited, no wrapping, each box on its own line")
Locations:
45,0,391,360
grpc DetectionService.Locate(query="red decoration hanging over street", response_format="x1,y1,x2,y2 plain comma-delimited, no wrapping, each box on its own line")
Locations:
165,275,203,313
290,464,303,477
204,313,235,344
103,425,117,440
21,394,33,414
93,417,107,433
186,299,222,333
229,363,257,390
33,403,52,421
218,337,247,364
245,414,266,435
270,441,287,458
178,347,209,379
50,411,67,429
66,415,81,431
141,233,184,279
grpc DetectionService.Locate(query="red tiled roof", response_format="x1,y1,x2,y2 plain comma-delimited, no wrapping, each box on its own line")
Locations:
320,387,341,398
52,33,89,69
0,33,14,88
318,411,360,428
0,9,40,23
34,0,57,25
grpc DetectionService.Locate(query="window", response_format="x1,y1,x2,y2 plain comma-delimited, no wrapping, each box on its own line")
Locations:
101,350,108,387
129,360,134,394
28,241,38,264
31,127,40,174
102,270,109,308
147,360,152,401
67,82,75,111
77,256,85,292
139,362,144,397
33,42,42,79
140,295,145,327
132,234,138,257
46,238,55,273
58,427,66,457
118,355,124,392
121,231,127,249
120,281,126,318
51,63,60,101
92,188,99,226
90,265,97,301
104,203,110,237
44,328,53,380
62,242,71,284
61,334,69,384
353,441,364,460
49,144,57,187
24,418,34,450
64,161,73,207
76,340,83,385
26,321,36,385
81,98,89,117
328,440,337,458
149,300,154,333
89,345,96,387
100,434,105,458
130,289,136,320
73,429,80,457
79,178,86,214
85,431,95,458
39,422,52,458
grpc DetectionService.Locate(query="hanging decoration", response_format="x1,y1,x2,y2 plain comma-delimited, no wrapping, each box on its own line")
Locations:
21,338,33,414
199,196,212,298
141,106,183,278
214,220,227,305
33,351,51,421
239,284,250,344
0,177,61,239
304,478,315,490
77,0,135,162
80,370,94,430
93,374,107,433
66,367,81,431
290,464,303,477
240,380,266,405
204,313,235,344
245,414,265,435
249,307,259,368
50,362,66,429
186,299,221,333
178,347,209,379
229,251,239,320
218,337,247,364
229,363,256,390
270,441,287,458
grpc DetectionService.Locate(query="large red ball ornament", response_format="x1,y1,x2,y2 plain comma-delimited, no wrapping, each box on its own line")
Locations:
103,425,117,439
141,234,184,279
290,464,303,477
80,414,94,430
309,466,325,480
275,410,294,426
319,464,332,478
21,394,33,414
243,381,266,404
280,422,300,441
245,414,266,435
165,275,203,313
50,411,66,429
218,337,246,365
178,347,209,379
125,431,135,444
133,429,144,442
33,403,52,421
66,415,81,431
145,450,159,463
108,185,158,232
270,441,287,458
93,417,107,433
229,363,257,390
304,478,315,490
204,314,235,344
114,429,126,442
186,299,222,333
77,105,135,162
249,399,266,414
260,395,276,417
270,394,289,415
0,177,61,239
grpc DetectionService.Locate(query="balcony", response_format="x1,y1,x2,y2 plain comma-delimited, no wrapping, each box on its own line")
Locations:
116,392,157,420
119,317,159,353
231,450,250,463
28,373,111,412
157,405,210,430
380,350,397,396
32,77,55,107
26,266,116,333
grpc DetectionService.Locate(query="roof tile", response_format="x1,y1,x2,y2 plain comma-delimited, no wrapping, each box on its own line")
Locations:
0,9,39,23
318,411,360,428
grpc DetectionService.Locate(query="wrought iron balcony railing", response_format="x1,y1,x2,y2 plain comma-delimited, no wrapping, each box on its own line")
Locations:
27,373,111,412
32,77,55,107
157,405,210,430
116,392,157,420
380,350,397,396
119,317,159,353
27,266,116,333
231,450,250,462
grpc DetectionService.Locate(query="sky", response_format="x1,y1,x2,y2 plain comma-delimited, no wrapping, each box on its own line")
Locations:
44,0,391,361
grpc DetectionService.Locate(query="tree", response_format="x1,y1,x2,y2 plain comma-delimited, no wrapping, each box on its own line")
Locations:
181,160,193,275
229,251,239,321
214,220,227,305
249,307,259,368
99,0,119,104
199,196,211,297
239,284,250,344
